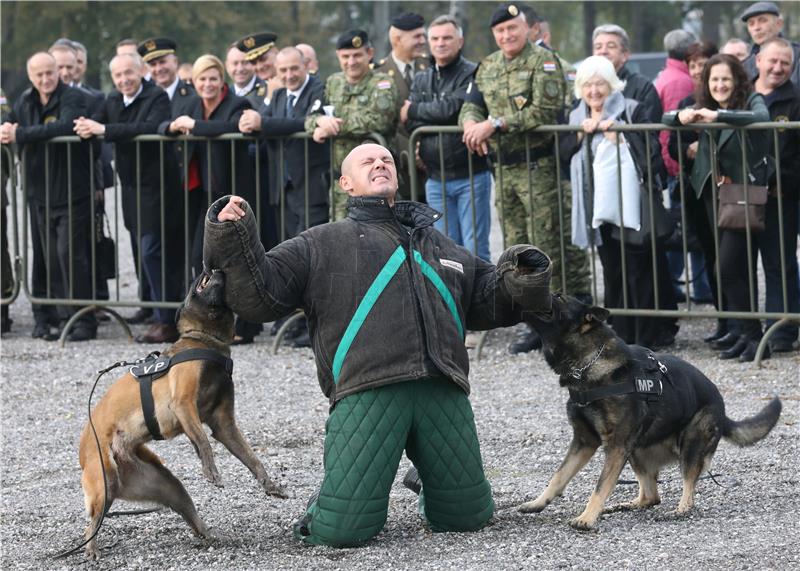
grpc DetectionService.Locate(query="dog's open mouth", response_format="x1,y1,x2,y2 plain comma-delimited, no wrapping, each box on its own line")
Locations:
196,272,212,293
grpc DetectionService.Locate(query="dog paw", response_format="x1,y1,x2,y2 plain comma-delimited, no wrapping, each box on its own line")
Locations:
518,500,547,513
262,480,288,499
201,527,231,543
569,516,598,532
204,469,224,487
84,544,100,560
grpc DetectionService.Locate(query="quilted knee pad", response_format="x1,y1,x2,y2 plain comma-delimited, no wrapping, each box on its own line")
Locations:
407,378,494,532
301,385,413,546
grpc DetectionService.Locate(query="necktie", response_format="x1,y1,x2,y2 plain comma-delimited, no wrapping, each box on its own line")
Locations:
403,65,413,87
286,93,296,118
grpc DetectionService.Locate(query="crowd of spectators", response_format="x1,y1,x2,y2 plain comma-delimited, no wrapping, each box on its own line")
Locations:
0,1,797,360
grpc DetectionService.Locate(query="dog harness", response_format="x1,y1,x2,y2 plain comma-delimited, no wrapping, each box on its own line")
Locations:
568,346,668,407
129,349,234,440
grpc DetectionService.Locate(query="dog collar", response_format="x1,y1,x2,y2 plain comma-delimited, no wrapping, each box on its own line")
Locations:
568,344,605,381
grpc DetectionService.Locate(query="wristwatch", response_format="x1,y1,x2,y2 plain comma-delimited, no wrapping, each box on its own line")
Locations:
489,115,504,132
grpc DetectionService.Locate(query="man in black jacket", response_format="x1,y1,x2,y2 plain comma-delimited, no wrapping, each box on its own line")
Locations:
74,52,182,344
592,24,663,123
753,37,800,353
405,15,492,263
1,52,97,341
205,142,553,547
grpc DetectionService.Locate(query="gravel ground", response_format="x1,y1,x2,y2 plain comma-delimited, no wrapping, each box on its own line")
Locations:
1,297,798,570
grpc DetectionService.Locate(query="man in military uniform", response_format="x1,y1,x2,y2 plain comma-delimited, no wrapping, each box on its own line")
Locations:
228,40,266,111
305,30,398,220
374,12,428,200
459,3,590,353
237,32,279,107
521,7,576,110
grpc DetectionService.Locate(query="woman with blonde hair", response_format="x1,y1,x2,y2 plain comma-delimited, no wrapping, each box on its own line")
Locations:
163,54,260,343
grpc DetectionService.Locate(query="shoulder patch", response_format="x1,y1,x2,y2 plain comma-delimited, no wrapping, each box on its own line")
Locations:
376,80,393,90
543,61,557,73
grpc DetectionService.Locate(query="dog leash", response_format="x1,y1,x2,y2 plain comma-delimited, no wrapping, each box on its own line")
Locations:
52,358,142,560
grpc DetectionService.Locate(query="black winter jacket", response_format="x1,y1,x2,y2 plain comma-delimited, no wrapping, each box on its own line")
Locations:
618,65,663,124
204,195,550,403
406,54,490,180
11,81,94,206
92,80,180,234
761,79,800,198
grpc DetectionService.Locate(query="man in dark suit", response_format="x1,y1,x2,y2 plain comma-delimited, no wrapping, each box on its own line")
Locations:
1,52,97,341
140,37,198,294
373,12,428,200
241,46,329,238
74,52,182,344
225,43,267,110
236,32,278,109
240,46,329,347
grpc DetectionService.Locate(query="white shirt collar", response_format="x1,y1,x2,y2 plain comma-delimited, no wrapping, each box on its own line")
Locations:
235,75,256,97
391,52,410,76
123,83,144,107
165,76,180,100
286,74,310,102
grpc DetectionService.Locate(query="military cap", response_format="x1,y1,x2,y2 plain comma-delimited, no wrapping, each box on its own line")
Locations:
336,29,369,50
137,37,177,63
236,31,278,61
490,3,524,27
390,12,425,31
740,1,780,21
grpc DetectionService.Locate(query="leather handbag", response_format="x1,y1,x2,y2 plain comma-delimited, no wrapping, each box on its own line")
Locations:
95,210,116,280
717,181,768,233
609,188,674,248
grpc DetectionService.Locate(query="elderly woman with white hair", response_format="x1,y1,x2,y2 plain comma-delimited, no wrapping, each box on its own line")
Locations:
560,55,678,350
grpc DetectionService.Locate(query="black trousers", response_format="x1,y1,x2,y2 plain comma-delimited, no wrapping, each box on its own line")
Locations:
696,189,760,338
30,199,96,328
598,224,678,347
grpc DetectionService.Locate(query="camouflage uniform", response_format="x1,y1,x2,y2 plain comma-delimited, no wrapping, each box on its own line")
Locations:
459,41,589,295
372,55,428,200
305,70,399,220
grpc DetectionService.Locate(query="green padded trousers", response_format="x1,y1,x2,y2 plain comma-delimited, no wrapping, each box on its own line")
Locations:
294,377,494,547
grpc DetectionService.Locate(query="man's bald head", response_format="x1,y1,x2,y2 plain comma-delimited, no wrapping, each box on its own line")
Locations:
339,143,398,204
26,52,59,99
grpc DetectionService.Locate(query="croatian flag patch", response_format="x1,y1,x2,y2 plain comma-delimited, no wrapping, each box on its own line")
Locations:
543,61,557,73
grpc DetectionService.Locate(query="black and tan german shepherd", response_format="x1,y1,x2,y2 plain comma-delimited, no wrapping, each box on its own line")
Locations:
520,294,782,531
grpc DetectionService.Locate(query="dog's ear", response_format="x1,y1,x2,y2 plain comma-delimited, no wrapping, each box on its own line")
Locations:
585,306,610,323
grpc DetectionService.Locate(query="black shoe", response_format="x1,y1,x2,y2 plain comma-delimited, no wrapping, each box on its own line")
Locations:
740,339,768,362
769,338,796,353
710,332,739,350
704,321,729,344
649,332,676,351
67,324,97,342
509,327,542,354
231,335,254,346
32,322,58,341
719,335,749,360
690,295,714,305
1,317,11,334
126,308,154,325
402,466,422,495
288,329,311,348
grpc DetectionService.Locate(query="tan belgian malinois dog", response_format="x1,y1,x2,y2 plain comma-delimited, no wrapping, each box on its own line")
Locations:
79,270,286,559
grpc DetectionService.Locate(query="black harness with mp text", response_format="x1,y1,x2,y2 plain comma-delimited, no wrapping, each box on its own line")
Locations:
568,346,669,407
129,349,234,440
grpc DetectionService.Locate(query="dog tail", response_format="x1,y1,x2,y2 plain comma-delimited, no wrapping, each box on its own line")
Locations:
722,397,782,447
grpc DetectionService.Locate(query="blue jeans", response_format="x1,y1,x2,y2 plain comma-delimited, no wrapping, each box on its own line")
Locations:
425,170,492,262
759,193,800,343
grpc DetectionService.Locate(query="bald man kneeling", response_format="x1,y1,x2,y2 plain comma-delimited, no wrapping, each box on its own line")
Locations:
205,143,553,547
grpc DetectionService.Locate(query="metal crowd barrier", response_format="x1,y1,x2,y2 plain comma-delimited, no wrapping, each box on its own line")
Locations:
2,124,797,363
409,122,800,365
0,130,387,349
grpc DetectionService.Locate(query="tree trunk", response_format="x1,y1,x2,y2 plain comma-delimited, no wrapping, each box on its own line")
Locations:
583,1,596,56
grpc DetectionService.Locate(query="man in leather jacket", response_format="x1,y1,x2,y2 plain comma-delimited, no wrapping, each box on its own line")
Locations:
204,143,553,547
405,15,492,263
